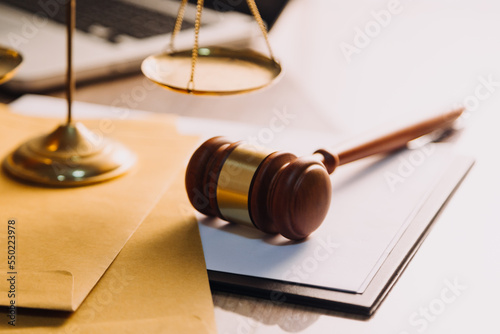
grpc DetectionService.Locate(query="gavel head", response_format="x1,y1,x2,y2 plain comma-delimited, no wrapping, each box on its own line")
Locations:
185,137,332,240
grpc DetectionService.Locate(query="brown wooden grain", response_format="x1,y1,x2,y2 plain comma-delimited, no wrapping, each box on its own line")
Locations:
185,136,232,217
269,156,332,240
249,151,296,234
316,108,464,173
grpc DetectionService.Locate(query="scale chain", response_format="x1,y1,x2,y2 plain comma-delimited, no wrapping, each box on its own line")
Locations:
169,0,189,52
169,0,277,92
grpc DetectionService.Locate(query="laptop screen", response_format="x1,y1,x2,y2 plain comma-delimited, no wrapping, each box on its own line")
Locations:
190,0,289,29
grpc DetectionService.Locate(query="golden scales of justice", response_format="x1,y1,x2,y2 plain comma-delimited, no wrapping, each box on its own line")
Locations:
1,0,279,187
141,0,282,95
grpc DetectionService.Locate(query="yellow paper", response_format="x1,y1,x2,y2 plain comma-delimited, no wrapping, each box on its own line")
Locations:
0,105,198,311
0,176,216,333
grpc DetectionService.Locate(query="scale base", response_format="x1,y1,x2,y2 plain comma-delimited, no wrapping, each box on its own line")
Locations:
2,122,135,187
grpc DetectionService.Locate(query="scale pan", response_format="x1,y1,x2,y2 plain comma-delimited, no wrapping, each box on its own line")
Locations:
0,47,22,85
141,47,282,95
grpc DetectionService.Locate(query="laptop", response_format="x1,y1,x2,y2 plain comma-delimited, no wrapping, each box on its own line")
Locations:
0,0,288,92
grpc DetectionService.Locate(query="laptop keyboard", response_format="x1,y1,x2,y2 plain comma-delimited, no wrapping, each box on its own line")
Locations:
1,0,194,43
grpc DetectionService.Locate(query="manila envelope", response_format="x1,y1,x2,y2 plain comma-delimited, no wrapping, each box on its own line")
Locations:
0,104,199,311
0,175,216,333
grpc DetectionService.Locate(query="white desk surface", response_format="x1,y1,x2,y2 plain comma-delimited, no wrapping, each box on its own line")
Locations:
4,0,498,332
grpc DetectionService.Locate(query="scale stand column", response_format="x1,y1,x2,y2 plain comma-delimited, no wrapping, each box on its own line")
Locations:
2,0,136,187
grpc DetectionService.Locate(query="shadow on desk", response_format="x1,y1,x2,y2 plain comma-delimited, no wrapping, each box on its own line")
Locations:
213,291,369,333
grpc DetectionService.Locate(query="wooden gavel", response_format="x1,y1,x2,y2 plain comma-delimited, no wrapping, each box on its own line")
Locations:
185,108,463,240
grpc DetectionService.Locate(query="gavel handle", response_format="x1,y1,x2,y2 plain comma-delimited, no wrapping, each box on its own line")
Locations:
315,108,464,174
